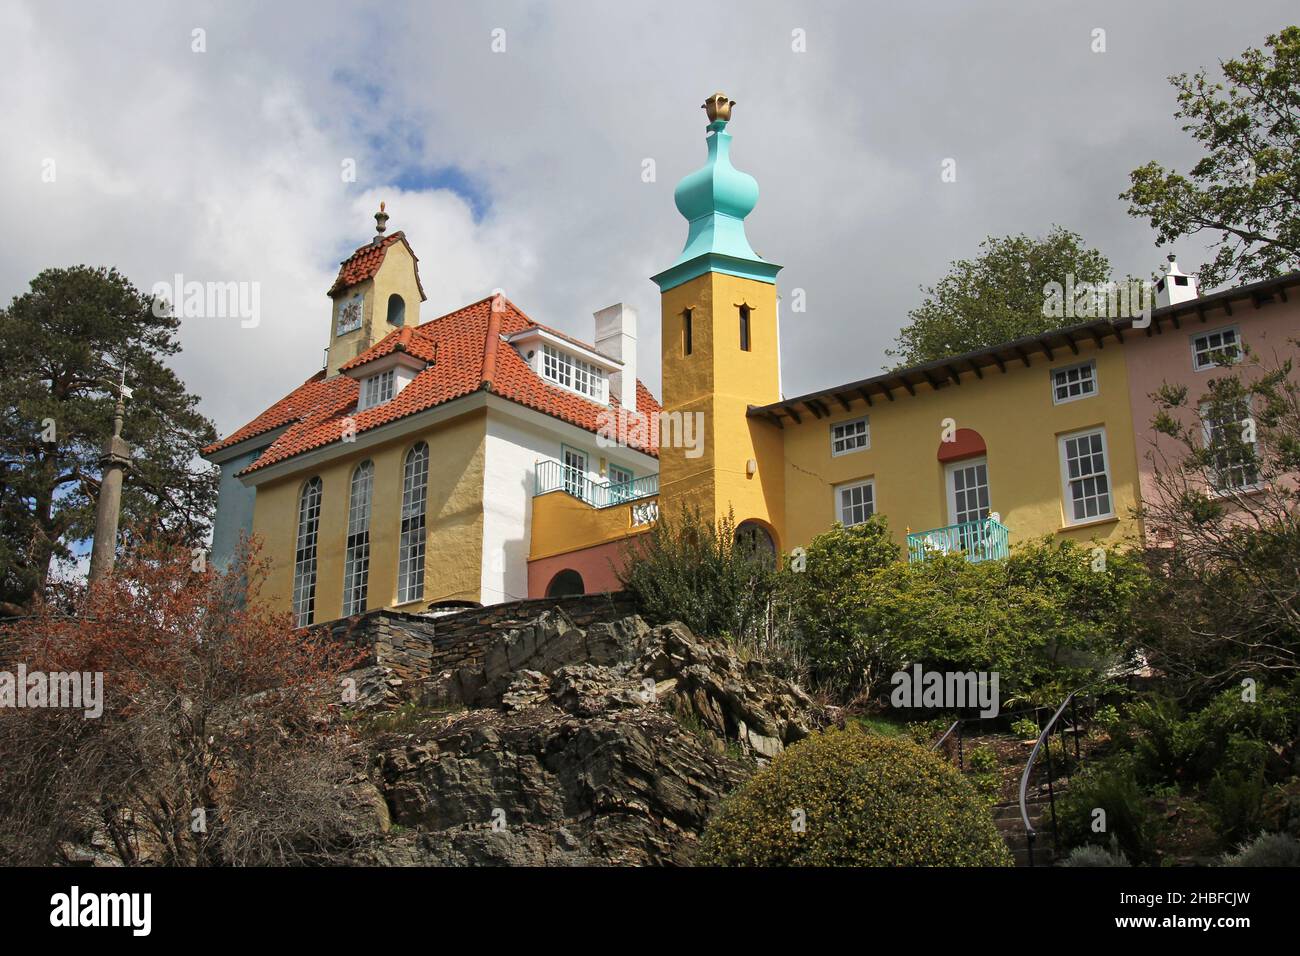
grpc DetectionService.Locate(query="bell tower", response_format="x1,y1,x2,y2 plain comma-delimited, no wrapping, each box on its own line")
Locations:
325,203,427,376
651,93,785,548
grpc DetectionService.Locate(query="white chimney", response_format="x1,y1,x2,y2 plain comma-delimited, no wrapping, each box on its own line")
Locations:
1155,253,1199,307
594,303,638,409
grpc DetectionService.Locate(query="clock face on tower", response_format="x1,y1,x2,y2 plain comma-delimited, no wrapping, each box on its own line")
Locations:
335,294,363,335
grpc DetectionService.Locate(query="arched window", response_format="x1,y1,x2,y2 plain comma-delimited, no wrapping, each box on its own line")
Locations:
739,304,751,352
292,477,323,627
342,461,374,616
386,293,405,326
735,520,775,567
546,569,585,597
397,443,429,604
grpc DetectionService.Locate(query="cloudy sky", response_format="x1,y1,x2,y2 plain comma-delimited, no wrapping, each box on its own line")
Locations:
2,1,1295,440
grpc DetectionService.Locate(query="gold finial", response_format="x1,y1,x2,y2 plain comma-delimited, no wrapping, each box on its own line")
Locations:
374,201,390,241
702,92,735,123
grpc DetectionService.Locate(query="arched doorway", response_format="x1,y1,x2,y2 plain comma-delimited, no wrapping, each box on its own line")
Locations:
546,568,585,597
735,520,776,566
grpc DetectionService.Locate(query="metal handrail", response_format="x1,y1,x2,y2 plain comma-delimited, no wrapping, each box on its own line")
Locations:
1013,691,1076,832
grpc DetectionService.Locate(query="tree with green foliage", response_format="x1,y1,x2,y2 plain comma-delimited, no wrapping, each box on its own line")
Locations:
697,727,1012,866
1123,26,1300,290
887,227,1112,367
0,266,218,613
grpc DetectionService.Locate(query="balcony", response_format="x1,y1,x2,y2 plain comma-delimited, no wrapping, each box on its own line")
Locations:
533,458,659,509
907,516,1009,564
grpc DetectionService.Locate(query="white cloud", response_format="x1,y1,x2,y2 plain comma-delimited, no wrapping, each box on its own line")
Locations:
1,0,1295,440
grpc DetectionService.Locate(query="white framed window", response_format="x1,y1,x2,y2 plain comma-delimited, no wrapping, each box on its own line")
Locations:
836,478,875,527
1191,326,1241,371
946,458,990,526
292,477,323,627
1202,399,1260,492
541,343,606,402
1052,360,1097,405
342,461,373,617
397,443,429,604
1059,429,1113,524
831,416,870,456
359,369,396,410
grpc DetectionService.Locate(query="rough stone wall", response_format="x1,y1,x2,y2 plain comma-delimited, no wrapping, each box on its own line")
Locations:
315,591,638,689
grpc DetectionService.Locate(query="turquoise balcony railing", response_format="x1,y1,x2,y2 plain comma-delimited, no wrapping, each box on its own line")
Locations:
534,459,659,509
907,516,1009,564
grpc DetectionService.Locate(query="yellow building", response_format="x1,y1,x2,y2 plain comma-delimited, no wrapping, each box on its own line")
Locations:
204,93,1220,627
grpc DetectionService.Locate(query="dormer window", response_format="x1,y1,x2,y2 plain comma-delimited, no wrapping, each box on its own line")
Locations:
359,369,396,410
541,343,606,401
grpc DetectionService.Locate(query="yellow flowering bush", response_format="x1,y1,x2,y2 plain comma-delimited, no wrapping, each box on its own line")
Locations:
697,727,1013,866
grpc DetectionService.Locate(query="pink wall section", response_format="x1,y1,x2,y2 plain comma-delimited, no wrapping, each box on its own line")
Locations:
528,539,628,598
1125,293,1300,519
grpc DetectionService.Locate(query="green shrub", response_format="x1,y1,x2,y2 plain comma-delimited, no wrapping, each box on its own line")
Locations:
1011,717,1041,740
1220,832,1300,867
905,717,952,746
967,745,998,773
1093,704,1121,729
618,505,794,667
697,727,1012,866
787,518,898,695
1057,754,1157,864
1061,843,1131,867
1207,767,1269,844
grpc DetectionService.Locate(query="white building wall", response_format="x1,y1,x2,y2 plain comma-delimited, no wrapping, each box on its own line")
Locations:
480,401,657,603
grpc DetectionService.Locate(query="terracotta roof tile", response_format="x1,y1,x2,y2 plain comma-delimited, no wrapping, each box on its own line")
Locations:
206,294,661,475
327,231,427,301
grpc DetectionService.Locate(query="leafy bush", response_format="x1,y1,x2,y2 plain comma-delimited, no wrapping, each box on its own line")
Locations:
1220,832,1300,867
857,538,1146,705
1057,754,1158,864
697,727,1012,866
967,745,998,773
1061,843,1131,867
618,506,796,669
1126,687,1299,788
787,518,897,694
1011,717,1041,740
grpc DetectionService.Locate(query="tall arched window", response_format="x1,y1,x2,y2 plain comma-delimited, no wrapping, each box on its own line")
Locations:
292,477,323,627
386,293,405,326
342,460,374,616
397,442,429,604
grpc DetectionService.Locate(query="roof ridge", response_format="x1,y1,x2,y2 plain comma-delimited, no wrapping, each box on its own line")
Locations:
480,294,504,387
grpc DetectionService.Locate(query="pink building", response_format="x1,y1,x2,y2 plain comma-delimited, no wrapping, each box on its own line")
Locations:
1124,260,1300,531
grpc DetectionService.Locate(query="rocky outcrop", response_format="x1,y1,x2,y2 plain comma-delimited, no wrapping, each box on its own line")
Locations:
355,610,825,866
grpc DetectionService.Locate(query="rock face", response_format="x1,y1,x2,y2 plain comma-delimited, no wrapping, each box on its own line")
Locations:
356,610,824,866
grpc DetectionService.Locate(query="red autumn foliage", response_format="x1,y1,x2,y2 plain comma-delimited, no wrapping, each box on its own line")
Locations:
0,535,366,865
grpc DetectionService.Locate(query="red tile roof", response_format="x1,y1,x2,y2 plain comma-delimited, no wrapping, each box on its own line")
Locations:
327,231,427,301
202,294,661,473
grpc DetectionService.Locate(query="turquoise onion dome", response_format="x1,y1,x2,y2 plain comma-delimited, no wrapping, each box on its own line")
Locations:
652,93,781,293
